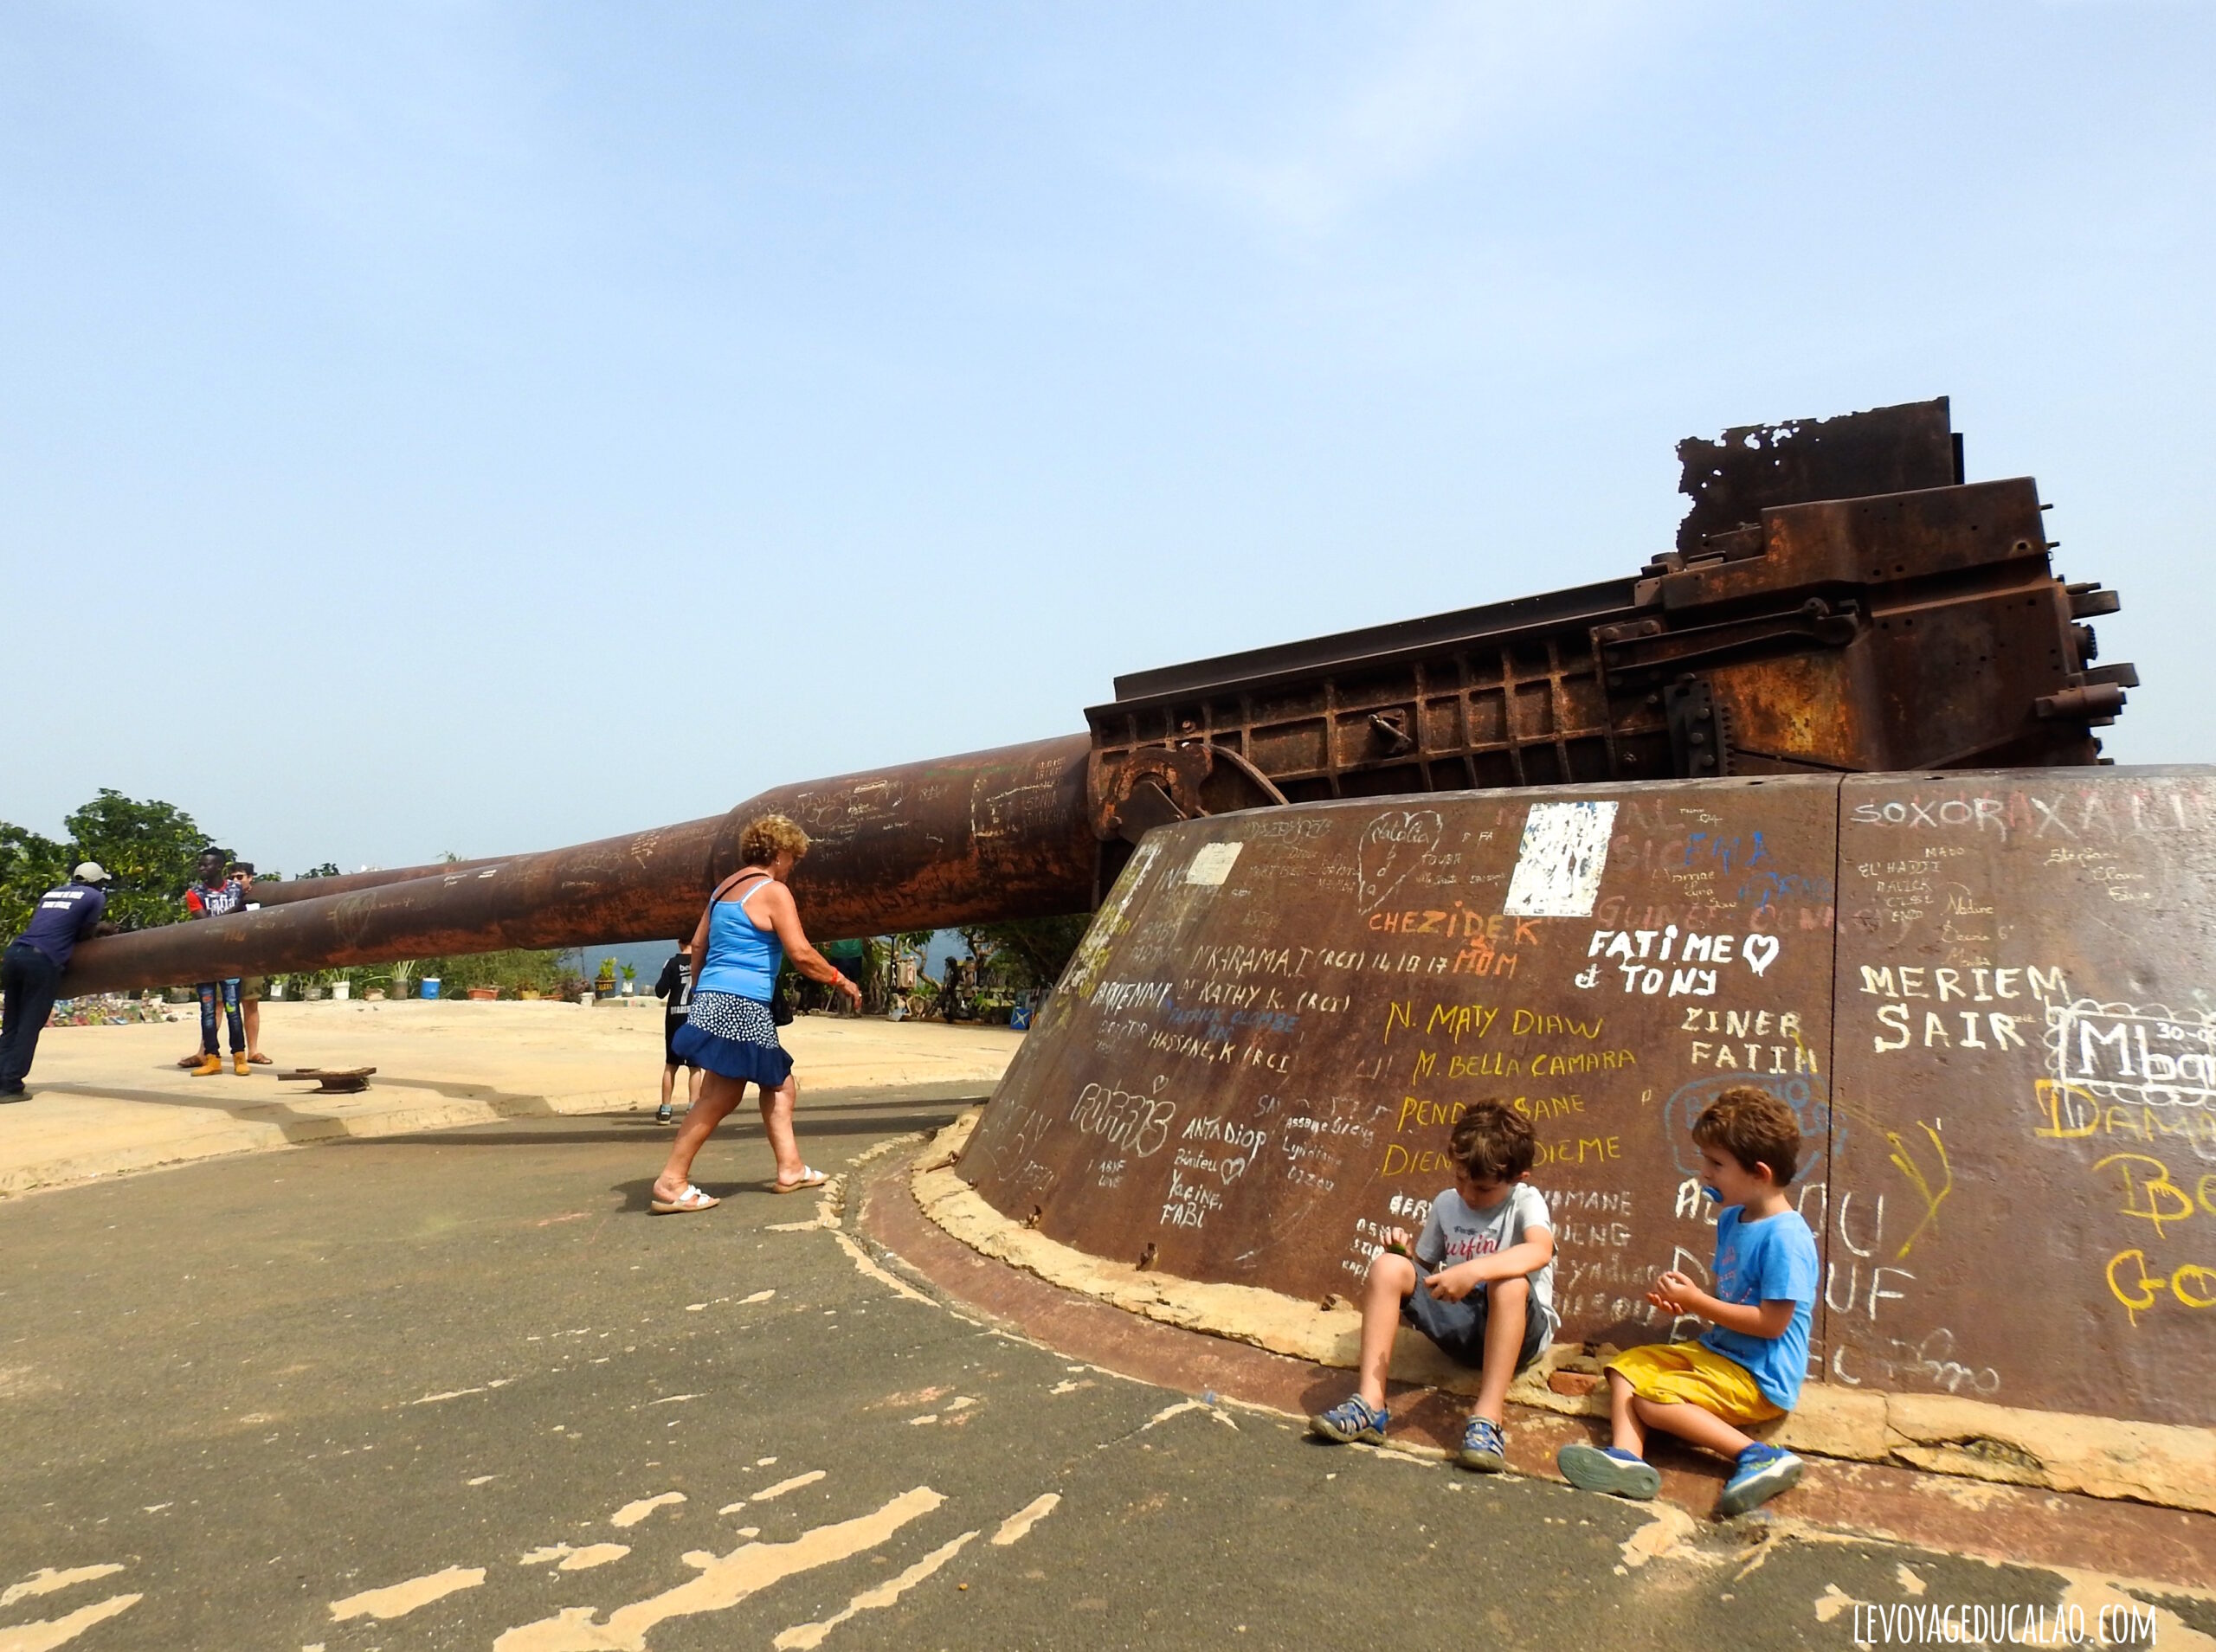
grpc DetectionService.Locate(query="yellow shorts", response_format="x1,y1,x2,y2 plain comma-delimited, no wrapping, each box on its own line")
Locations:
1607,1342,1783,1425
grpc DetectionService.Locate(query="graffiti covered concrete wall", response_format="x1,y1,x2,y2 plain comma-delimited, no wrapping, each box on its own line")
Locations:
959,767,2216,1429
1829,768,2216,1428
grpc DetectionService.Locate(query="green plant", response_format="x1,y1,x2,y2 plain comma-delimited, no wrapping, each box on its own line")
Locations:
596,956,619,981
414,948,567,1000
958,916,1092,992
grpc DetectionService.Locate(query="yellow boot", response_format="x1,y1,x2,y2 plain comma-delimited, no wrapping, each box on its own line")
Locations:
190,1053,222,1077
233,1053,250,1076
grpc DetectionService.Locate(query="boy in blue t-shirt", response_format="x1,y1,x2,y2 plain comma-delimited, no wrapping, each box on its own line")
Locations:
1557,1085,1820,1517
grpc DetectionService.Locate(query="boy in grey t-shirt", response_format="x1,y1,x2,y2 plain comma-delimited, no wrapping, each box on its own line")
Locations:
1311,1101,1556,1472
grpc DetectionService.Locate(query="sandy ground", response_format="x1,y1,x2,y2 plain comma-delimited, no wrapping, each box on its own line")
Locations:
1,999,1022,1197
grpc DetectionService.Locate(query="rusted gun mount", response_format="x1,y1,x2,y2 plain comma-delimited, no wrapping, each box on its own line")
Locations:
1085,398,2129,894
60,397,2130,993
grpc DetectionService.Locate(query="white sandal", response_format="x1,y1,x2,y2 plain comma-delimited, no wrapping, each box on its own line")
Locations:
650,1183,718,1215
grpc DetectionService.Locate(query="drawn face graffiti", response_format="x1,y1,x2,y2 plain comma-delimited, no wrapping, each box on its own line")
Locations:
1356,810,1445,914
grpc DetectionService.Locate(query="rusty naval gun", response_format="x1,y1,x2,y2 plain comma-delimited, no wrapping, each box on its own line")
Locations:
61,396,2131,995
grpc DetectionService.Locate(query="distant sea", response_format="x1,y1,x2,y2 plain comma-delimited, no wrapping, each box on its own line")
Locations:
569,929,969,987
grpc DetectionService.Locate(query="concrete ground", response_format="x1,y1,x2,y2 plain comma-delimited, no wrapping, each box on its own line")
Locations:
2,1013,2209,1651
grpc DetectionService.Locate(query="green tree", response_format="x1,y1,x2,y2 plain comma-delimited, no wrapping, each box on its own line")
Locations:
1,790,209,938
957,915,1092,992
0,824,73,939
64,790,208,932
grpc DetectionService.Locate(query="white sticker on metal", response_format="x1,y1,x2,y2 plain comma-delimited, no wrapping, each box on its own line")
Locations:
1184,843,1244,887
1503,801,1617,918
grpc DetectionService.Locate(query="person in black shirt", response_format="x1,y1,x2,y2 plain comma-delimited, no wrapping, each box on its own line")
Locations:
654,941,704,1125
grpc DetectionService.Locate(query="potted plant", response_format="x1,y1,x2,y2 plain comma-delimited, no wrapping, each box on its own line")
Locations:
620,963,638,997
594,957,618,997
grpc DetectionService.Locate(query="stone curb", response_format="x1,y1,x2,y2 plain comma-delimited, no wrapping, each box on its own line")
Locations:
913,1108,2216,1516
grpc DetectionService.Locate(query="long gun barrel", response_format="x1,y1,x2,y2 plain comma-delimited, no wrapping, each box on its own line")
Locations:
60,397,2131,994
61,736,1097,994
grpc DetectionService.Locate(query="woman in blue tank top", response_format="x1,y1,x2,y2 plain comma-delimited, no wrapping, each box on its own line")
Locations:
651,814,862,1213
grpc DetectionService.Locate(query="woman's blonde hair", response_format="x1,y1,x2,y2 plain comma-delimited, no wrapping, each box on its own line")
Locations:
738,813,810,868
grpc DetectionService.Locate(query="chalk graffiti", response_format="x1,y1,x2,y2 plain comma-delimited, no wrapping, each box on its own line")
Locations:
1884,1120,1951,1260
2046,1000,2216,1109
1092,980,1175,1013
2091,1153,2214,1238
1356,809,1446,915
2032,1078,2216,1160
1830,1327,2000,1397
987,1102,1059,1187
1069,1077,1176,1160
2105,1247,2216,1323
1848,784,2213,842
1386,1191,1433,1224
1159,1168,1226,1230
1822,1258,1916,1322
1175,1116,1266,1186
1065,841,1162,1000
1186,943,1311,979
1368,906,1536,943
1586,929,1781,996
1858,963,2067,1001
1871,1006,2032,1055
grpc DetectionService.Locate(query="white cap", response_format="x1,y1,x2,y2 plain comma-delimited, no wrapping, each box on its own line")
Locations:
74,861,113,884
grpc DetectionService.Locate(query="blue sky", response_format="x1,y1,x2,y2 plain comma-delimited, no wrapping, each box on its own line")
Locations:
5,2,2211,874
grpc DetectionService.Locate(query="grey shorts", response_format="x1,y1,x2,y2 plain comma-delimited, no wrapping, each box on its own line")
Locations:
1401,1275,1550,1372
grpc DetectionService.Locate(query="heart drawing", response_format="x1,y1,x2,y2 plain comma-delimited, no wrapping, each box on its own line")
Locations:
1356,809,1445,914
1743,934,1781,977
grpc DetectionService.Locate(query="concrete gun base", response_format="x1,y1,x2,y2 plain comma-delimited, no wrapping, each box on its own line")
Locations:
919,1108,2216,1516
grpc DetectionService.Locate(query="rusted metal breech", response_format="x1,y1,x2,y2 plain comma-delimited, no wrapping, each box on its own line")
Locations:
60,734,1097,995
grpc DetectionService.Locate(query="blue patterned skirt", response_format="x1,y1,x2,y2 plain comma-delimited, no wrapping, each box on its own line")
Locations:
670,991,794,1088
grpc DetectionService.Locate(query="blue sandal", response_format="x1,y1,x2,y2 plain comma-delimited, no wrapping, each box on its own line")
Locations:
1309,1394,1388,1444
1457,1417,1508,1472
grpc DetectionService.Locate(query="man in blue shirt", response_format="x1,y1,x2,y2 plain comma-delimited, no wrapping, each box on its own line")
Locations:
1,863,119,1099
